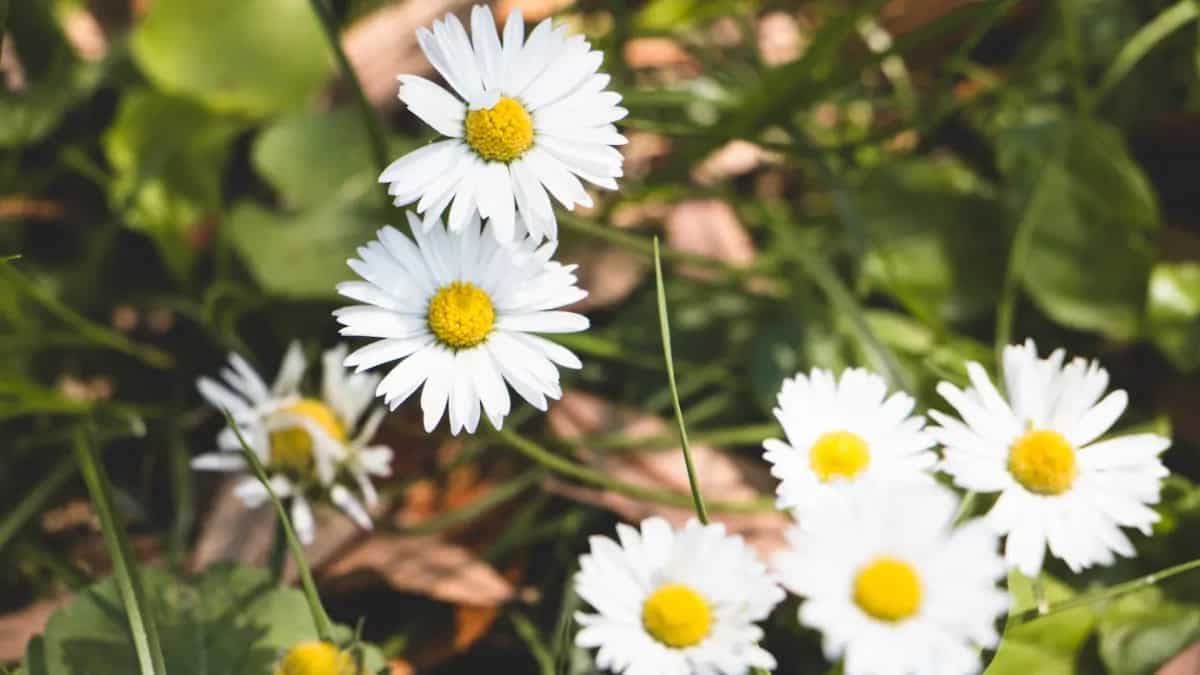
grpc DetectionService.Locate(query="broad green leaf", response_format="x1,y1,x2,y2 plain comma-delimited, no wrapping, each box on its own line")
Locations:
996,116,1159,340
1096,587,1200,675
253,107,407,211
987,573,1097,675
24,564,384,675
855,158,1006,324
225,180,385,299
130,0,330,117
0,2,103,147
1147,262,1200,371
103,91,244,281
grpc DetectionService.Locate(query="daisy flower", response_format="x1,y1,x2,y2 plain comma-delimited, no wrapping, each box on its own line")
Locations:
379,4,627,243
931,339,1171,576
273,640,363,675
574,517,783,675
774,483,1009,675
193,342,394,544
334,211,588,435
762,367,937,518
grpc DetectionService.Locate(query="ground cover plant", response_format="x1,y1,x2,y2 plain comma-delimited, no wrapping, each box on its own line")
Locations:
4,0,1200,673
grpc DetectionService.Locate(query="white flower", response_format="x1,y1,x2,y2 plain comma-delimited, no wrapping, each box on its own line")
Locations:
379,4,627,243
762,367,937,518
574,517,783,675
931,339,1171,576
193,342,394,543
774,483,1009,675
334,211,588,435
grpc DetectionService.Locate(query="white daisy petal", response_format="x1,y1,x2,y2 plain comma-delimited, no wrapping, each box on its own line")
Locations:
380,8,622,242
775,483,1008,675
398,75,466,138
934,338,1170,576
763,367,937,519
576,517,783,675
336,211,588,432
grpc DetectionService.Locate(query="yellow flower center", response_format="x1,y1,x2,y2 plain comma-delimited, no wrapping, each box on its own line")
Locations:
272,640,361,675
427,281,496,349
853,557,922,622
1008,429,1077,495
464,96,535,163
809,430,871,482
268,399,347,475
642,584,713,649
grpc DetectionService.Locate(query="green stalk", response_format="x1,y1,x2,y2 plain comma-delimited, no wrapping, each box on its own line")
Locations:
222,409,334,641
652,238,709,524
1011,556,1200,626
72,427,167,675
1091,0,1199,107
994,141,1065,360
307,0,391,176
0,455,76,553
494,428,774,514
0,261,173,369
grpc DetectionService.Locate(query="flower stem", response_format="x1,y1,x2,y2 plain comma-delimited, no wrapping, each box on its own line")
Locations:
222,409,334,641
73,426,167,675
1011,556,1200,626
307,0,391,177
493,428,774,514
653,237,709,525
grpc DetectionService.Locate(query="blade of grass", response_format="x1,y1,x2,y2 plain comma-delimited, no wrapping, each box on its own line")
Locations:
1091,0,1199,107
0,455,76,554
510,611,555,675
72,426,167,675
222,409,334,641
0,260,173,369
652,237,709,524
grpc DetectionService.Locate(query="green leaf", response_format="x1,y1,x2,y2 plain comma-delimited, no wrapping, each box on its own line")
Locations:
103,90,244,280
130,0,330,117
996,116,1160,340
1096,587,1200,675
25,564,385,675
225,181,385,299
987,573,1097,675
1147,262,1200,371
253,107,379,211
856,158,1006,324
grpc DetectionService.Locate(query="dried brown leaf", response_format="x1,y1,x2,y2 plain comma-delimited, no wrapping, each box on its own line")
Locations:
343,0,475,108
565,245,648,312
495,0,574,22
691,140,771,186
547,390,788,558
1159,641,1200,675
665,199,757,278
0,596,71,662
320,533,513,607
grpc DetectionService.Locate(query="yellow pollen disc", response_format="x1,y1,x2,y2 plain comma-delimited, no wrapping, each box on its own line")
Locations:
809,430,871,482
853,557,922,623
272,640,362,675
427,281,496,349
464,96,535,163
1008,429,1077,495
642,584,713,649
268,399,347,474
